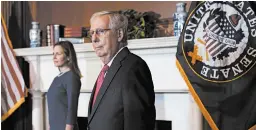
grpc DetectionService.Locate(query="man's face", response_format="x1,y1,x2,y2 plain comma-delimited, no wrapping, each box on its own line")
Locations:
90,15,119,63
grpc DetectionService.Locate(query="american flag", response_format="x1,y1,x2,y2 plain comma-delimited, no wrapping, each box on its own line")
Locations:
1,16,27,122
203,14,237,57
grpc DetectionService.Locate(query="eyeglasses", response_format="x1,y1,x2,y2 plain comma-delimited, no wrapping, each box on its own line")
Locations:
88,28,111,37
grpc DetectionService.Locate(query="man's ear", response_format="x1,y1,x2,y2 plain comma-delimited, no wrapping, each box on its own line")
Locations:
117,29,124,42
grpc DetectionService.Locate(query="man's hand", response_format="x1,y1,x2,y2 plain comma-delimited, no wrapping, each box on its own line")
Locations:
65,124,74,130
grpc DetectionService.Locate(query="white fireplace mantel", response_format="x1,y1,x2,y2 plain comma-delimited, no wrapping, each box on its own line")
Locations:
14,37,187,93
14,37,202,130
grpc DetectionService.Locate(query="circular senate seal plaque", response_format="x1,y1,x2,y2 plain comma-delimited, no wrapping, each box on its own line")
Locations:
182,1,256,82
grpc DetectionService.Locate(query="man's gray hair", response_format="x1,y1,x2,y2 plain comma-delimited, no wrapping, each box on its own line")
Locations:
90,11,128,47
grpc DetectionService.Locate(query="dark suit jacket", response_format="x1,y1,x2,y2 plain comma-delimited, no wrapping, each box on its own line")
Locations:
87,47,156,130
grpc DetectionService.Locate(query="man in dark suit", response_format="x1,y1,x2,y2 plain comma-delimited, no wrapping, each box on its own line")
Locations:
87,11,156,130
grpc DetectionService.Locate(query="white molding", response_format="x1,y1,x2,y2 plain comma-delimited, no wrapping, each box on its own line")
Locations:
14,37,179,56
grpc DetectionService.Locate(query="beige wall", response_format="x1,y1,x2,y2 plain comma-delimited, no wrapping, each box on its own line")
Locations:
36,1,191,30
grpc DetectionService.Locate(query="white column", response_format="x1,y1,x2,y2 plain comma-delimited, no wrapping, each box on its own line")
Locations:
29,89,45,130
25,56,41,90
189,93,202,130
24,56,45,130
44,95,50,130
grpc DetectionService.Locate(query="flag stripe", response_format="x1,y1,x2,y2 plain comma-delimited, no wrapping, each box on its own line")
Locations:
1,31,25,95
211,23,219,32
1,60,20,108
208,21,216,29
1,47,22,100
1,61,17,107
209,43,224,54
1,44,23,99
1,82,11,111
1,96,10,114
205,27,225,56
1,26,25,87
1,61,17,103
211,44,227,57
1,18,25,93
205,25,222,50
206,40,216,50
1,15,26,122
1,75,14,110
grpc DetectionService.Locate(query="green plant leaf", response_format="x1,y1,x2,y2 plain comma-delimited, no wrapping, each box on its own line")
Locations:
119,9,161,39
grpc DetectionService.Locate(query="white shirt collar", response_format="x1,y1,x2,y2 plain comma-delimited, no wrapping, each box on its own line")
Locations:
102,47,125,68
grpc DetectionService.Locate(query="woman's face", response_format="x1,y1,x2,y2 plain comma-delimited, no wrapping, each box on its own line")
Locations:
53,45,67,67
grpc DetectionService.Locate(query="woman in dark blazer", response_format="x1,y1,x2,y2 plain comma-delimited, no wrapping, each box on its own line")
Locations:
47,41,81,130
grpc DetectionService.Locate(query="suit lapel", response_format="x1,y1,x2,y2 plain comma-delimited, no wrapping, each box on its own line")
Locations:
88,47,130,124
